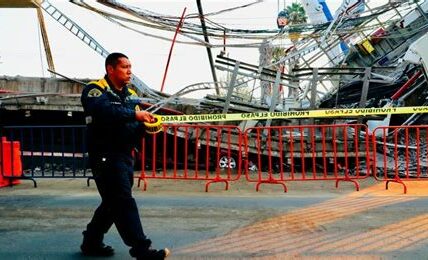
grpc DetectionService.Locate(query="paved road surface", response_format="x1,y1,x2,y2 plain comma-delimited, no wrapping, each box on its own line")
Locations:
1,178,428,259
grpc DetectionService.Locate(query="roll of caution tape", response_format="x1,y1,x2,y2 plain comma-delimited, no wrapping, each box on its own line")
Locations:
159,106,428,124
144,115,163,134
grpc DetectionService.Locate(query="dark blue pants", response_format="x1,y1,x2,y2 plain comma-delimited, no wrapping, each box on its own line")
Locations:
84,154,151,256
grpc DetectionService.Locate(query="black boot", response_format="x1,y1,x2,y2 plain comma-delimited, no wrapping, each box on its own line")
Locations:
129,239,170,260
134,247,170,260
81,243,115,257
80,231,115,257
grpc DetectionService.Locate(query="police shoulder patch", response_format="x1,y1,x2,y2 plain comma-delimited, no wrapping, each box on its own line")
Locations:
87,88,103,98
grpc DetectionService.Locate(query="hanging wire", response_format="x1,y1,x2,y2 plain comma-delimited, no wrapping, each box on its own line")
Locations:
72,1,272,44
71,0,417,44
68,0,426,73
186,0,264,18
72,1,272,48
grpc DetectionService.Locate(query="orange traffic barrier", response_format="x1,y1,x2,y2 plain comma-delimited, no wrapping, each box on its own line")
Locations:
0,136,22,187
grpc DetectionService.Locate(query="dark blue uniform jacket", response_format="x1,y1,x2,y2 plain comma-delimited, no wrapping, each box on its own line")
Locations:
81,76,145,158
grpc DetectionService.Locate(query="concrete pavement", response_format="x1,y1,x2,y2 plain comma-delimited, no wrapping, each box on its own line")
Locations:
1,178,428,259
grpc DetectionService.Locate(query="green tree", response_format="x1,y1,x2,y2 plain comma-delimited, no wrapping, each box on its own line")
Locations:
286,2,307,43
286,2,307,24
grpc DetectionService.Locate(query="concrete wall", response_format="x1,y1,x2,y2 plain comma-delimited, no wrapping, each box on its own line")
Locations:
0,76,91,95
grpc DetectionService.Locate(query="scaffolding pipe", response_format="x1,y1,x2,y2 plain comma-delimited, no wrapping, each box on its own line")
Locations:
160,7,186,93
36,6,55,77
196,0,220,95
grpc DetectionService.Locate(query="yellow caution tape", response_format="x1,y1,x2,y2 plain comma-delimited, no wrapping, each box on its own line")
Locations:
159,106,428,123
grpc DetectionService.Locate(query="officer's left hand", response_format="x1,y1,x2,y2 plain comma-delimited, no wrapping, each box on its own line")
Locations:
135,111,155,123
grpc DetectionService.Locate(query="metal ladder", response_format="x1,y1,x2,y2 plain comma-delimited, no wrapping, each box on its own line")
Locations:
35,0,162,98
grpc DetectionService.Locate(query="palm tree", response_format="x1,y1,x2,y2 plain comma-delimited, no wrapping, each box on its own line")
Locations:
285,2,307,44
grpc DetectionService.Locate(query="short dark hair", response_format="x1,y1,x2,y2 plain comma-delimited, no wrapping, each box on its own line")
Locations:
105,52,128,71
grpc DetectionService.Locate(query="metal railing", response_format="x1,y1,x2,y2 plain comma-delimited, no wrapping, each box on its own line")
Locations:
0,125,90,187
2,123,428,194
372,125,428,194
243,124,371,192
139,124,243,192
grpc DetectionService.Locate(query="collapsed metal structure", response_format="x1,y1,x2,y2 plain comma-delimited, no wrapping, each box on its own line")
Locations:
2,1,428,122
2,0,428,177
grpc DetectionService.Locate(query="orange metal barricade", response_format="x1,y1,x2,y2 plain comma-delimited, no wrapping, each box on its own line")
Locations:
372,125,428,194
138,124,243,192
243,124,371,192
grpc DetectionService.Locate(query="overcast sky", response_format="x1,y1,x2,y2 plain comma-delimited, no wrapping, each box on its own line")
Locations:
0,0,342,96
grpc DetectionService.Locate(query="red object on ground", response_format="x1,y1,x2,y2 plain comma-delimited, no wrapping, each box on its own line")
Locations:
0,137,22,187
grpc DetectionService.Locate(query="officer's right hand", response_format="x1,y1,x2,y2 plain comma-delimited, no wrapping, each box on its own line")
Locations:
135,111,155,123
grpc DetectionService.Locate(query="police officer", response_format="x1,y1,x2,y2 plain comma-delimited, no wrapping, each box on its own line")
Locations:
80,52,170,259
